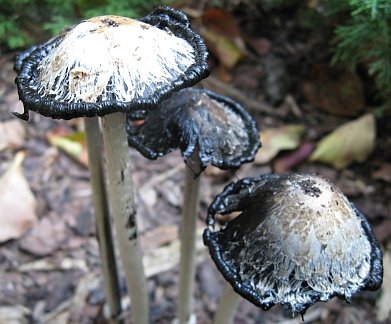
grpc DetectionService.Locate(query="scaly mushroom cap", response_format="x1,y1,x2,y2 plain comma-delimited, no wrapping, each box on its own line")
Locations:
203,173,383,315
15,6,209,120
127,88,260,174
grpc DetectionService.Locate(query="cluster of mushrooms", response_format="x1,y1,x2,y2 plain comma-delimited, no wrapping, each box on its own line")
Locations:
14,6,383,324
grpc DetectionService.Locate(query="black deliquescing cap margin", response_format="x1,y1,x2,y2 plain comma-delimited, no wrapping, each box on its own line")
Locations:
14,6,210,120
127,87,261,173
14,45,39,74
203,175,383,315
351,203,383,290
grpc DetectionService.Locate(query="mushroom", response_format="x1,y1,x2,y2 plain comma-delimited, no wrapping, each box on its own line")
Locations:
203,173,383,323
127,87,260,323
127,87,260,171
14,6,209,323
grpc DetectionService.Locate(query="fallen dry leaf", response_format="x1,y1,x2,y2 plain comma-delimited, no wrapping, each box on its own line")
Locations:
18,257,88,272
0,152,38,243
302,64,365,117
273,141,315,173
0,119,26,152
309,113,376,169
0,305,31,324
200,8,246,69
248,37,271,57
18,216,67,256
140,225,178,250
143,227,206,278
47,131,88,167
38,226,206,323
40,272,99,324
372,162,391,183
255,124,305,164
373,220,391,243
202,8,242,40
200,28,245,70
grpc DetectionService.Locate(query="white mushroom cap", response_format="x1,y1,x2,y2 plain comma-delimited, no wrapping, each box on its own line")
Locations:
204,174,383,315
38,16,196,104
15,7,209,120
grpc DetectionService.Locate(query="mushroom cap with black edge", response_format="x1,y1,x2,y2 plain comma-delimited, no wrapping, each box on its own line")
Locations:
203,173,383,316
14,45,39,74
14,6,209,120
126,87,261,175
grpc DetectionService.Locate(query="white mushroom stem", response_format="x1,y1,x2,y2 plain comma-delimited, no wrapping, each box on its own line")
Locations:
101,112,149,324
177,162,202,324
214,283,241,324
84,117,122,322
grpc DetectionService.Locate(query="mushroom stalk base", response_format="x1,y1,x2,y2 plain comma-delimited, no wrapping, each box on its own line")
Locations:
214,283,241,324
101,113,149,324
84,117,122,323
177,165,201,324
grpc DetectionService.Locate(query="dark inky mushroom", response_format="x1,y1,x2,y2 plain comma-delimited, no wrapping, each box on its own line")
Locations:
203,173,383,323
14,7,209,324
127,87,261,323
127,87,260,173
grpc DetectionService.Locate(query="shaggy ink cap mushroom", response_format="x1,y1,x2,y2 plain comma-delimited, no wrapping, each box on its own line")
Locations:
14,6,209,120
14,45,39,74
203,173,383,315
127,87,260,173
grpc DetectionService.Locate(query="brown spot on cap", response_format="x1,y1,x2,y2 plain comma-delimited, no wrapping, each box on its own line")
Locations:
87,15,141,28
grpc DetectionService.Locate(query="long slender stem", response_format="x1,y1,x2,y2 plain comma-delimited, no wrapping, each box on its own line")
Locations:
177,164,201,324
84,117,122,323
214,283,241,324
101,113,149,324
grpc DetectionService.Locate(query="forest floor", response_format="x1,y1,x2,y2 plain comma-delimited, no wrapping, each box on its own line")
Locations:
0,3,390,324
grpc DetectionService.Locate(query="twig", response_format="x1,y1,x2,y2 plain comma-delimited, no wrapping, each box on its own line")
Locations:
200,76,276,115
